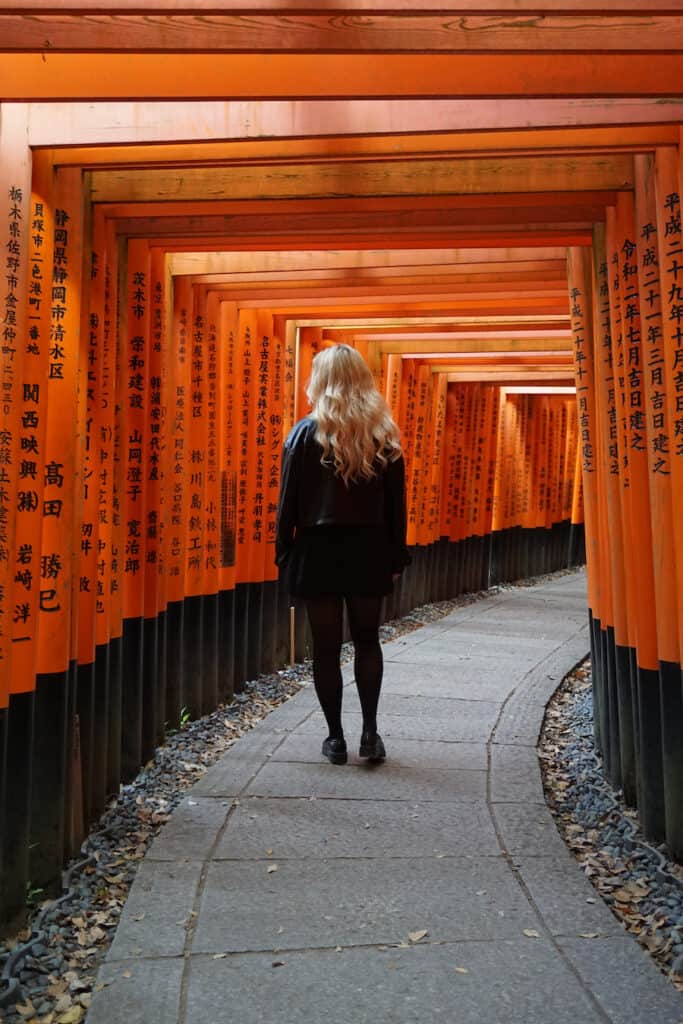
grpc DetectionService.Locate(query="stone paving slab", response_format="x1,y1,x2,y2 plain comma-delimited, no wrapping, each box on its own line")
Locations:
191,731,289,796
214,797,500,859
184,941,605,1024
192,856,537,953
244,698,316,733
556,935,683,1024
378,665,526,702
298,706,501,743
243,759,488,802
464,615,585,639
388,633,547,663
489,743,546,803
326,691,504,717
147,796,234,861
270,732,487,770
511,853,624,937
88,957,184,1024
107,859,202,961
89,571,683,1023
492,801,572,858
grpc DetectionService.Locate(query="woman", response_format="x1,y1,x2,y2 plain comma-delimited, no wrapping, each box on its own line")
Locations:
275,344,410,765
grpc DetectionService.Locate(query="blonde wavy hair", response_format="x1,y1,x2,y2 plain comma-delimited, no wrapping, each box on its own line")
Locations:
306,343,402,485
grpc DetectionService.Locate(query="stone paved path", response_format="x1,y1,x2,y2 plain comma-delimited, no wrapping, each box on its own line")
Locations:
88,571,683,1024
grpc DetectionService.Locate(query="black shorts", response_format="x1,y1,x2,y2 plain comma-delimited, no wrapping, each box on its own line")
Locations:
285,524,394,599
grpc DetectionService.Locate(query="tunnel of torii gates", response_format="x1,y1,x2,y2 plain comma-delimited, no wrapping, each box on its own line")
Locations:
1,1,683,932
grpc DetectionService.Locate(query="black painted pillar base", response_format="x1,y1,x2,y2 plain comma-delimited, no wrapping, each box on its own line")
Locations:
91,645,110,820
0,706,7,926
233,584,249,692
635,664,666,842
28,671,69,893
106,635,122,798
627,646,640,809
201,594,219,717
141,615,159,763
62,661,78,861
246,583,264,682
261,580,279,675
164,601,184,731
461,537,473,592
75,660,95,830
182,595,203,720
660,661,683,858
218,589,235,703
428,542,440,603
589,611,603,752
156,609,168,746
480,534,492,591
615,643,637,807
0,692,35,930
603,625,621,788
274,576,291,668
120,617,144,783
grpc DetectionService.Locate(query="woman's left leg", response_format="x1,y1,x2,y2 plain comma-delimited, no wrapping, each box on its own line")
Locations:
304,595,345,740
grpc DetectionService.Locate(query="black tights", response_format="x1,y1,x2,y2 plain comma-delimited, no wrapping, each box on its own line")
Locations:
305,595,383,740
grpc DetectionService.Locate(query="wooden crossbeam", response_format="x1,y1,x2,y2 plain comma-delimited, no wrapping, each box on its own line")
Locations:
235,294,569,315
4,13,683,52
444,368,574,382
91,155,633,202
52,127,681,170
167,247,568,276
337,329,572,340
422,353,573,365
3,53,682,100
189,269,568,289
126,223,594,250
3,0,678,11
372,341,572,353
187,281,569,303
26,100,683,148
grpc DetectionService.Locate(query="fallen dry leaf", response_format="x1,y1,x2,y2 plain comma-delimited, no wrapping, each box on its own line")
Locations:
523,929,540,938
266,864,278,874
408,929,429,943
213,953,227,960
57,1008,84,1024
454,967,469,974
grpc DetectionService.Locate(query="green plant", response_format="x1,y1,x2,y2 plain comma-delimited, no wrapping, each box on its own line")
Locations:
180,706,191,729
26,882,44,906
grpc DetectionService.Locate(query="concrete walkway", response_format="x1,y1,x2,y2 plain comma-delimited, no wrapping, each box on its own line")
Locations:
88,572,683,1024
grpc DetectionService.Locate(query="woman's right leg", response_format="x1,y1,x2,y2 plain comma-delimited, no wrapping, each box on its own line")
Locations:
346,594,383,733
304,595,345,739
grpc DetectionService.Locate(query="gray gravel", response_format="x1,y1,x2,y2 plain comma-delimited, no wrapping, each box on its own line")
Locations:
540,659,683,994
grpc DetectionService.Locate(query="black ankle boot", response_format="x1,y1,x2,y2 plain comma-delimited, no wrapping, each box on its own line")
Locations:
322,736,347,765
359,732,386,761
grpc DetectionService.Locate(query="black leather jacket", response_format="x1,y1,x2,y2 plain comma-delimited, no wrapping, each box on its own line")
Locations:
275,416,410,573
